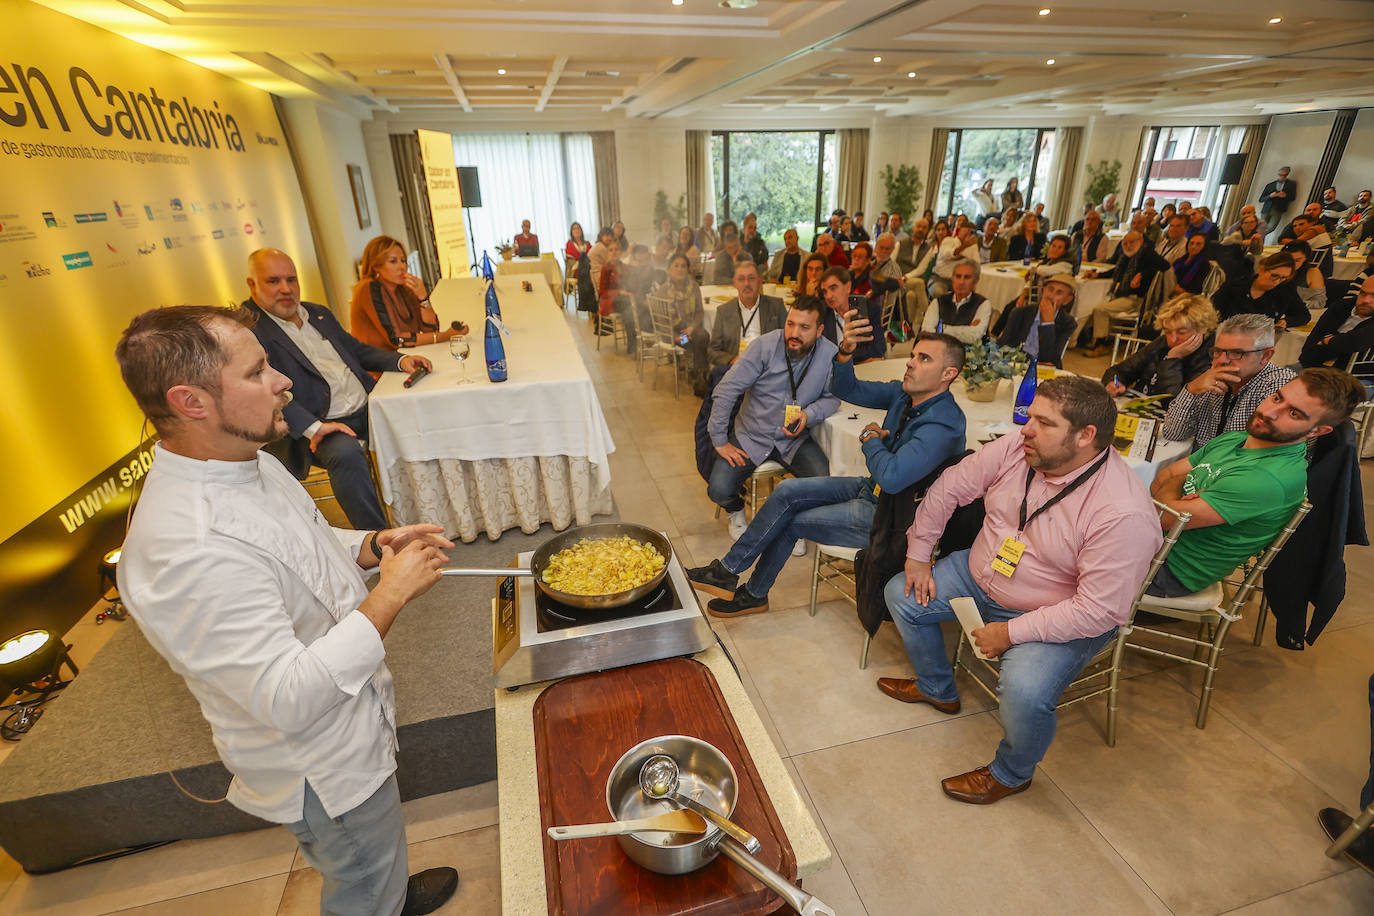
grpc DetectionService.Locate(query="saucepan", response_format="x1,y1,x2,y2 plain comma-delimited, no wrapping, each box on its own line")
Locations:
437,522,672,612
604,735,835,916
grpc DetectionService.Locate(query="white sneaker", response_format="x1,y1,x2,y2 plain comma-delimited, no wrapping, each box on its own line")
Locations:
728,510,748,540
792,540,806,557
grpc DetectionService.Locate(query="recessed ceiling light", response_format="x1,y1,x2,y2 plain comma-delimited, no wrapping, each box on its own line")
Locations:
907,71,916,78
1267,16,1282,24
873,56,883,63
1039,7,1051,15
1046,58,1056,65
497,68,507,74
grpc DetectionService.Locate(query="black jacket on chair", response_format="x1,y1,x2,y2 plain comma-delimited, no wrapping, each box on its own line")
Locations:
996,305,1077,368
854,450,982,637
1263,422,1368,646
242,299,400,479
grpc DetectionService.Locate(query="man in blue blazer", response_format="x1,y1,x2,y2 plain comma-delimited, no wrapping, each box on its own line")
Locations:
242,248,431,529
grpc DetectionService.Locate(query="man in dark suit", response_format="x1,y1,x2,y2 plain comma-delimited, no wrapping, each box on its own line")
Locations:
819,267,885,362
1259,166,1298,231
997,274,1078,368
707,259,786,367
243,248,430,529
1301,275,1374,370
1081,231,1169,356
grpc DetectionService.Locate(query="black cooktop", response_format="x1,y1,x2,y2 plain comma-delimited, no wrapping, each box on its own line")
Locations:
534,583,677,632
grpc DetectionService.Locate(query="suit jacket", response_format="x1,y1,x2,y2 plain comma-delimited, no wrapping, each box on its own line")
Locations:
1007,232,1047,262
820,297,886,363
1300,297,1374,367
707,295,786,367
242,299,400,478
1259,178,1298,213
980,235,1008,263
997,304,1077,368
1106,246,1169,300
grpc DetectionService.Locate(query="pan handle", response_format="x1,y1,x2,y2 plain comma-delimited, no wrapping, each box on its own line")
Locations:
438,568,533,577
716,837,835,916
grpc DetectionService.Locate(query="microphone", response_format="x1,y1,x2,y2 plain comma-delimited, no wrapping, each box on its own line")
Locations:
402,366,430,388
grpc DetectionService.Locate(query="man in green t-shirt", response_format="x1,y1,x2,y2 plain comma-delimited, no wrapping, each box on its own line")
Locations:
1146,368,1365,596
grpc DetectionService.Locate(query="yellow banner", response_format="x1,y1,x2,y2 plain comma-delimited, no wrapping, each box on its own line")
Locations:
416,128,470,278
0,1,321,543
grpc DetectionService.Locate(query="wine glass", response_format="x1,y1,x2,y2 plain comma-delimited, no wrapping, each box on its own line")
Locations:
449,335,472,385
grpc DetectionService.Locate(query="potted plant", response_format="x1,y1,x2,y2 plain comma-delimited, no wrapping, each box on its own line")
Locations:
960,339,1030,401
1083,159,1122,208
494,239,515,261
880,164,923,220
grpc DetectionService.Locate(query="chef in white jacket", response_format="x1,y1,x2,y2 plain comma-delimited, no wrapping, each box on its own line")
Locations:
114,305,459,916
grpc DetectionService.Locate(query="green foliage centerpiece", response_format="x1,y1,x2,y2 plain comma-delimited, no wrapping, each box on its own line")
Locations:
960,339,1030,401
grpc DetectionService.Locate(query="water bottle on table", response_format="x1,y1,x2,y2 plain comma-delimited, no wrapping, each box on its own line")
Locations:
1013,355,1037,425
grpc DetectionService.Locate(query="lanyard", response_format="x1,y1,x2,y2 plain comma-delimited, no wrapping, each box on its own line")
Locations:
740,303,760,338
782,337,816,402
1017,451,1109,535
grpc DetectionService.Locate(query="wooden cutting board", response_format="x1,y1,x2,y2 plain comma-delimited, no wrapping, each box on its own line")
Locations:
532,656,796,915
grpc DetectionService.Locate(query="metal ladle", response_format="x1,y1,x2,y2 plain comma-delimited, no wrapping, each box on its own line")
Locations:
639,754,761,854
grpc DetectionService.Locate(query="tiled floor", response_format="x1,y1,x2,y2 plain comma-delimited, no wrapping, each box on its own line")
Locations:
2,310,1372,914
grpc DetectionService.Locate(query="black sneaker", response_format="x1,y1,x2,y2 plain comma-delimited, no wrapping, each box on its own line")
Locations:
707,586,769,619
400,867,459,916
687,559,738,600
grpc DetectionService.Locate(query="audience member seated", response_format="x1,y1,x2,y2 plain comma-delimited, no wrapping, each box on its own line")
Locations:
690,327,966,617
1336,190,1373,241
712,232,746,284
870,233,905,329
1073,209,1111,264
929,223,981,298
1081,231,1169,356
1279,204,1329,246
923,262,990,344
1282,240,1328,312
246,248,429,530
623,244,658,327
1155,214,1189,264
819,266,885,363
1103,293,1217,399
653,253,711,395
1171,233,1214,294
1099,193,1122,230
674,225,702,264
697,213,720,254
980,218,1008,262
849,242,875,296
350,235,463,352
1157,203,1177,231
514,220,539,256
998,274,1078,368
1147,369,1363,598
851,211,872,243
888,213,911,243
998,207,1022,239
1212,250,1307,329
767,228,805,285
743,214,769,267
597,238,639,349
1068,203,1094,238
839,216,856,244
588,226,616,293
1185,207,1218,242
816,233,850,268
705,295,839,539
651,236,673,274
1161,313,1295,448
1222,212,1267,259
611,220,629,249
708,259,786,368
1007,214,1047,262
1301,275,1374,369
797,251,828,297
820,213,844,247
565,222,591,276
1000,178,1024,214
1223,204,1265,238
1259,166,1298,230
878,377,1159,805
898,219,936,327
1318,187,1347,230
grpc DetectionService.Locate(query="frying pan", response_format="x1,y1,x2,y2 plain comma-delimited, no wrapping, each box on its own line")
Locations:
438,522,673,611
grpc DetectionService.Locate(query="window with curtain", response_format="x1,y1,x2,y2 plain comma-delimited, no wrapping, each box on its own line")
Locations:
935,127,1056,220
449,132,599,267
1129,125,1247,211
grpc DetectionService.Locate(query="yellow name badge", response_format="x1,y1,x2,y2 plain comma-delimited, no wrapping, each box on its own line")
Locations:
784,404,803,429
991,536,1027,577
738,336,751,354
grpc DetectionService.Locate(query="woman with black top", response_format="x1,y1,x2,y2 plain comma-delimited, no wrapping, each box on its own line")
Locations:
1172,233,1212,294
1281,240,1327,312
1210,250,1308,329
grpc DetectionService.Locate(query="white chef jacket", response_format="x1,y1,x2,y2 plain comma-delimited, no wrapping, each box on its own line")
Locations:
117,443,397,824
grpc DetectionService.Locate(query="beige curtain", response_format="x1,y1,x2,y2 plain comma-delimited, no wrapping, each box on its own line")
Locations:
924,128,949,213
1221,123,1269,230
1122,126,1153,212
388,132,442,289
685,130,710,227
836,128,870,215
1045,126,1083,232
591,131,620,229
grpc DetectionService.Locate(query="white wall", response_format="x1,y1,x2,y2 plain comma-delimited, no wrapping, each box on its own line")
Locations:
1333,109,1374,201
614,124,687,245
1250,110,1339,210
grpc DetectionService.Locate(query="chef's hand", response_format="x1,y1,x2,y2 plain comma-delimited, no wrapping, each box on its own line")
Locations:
903,558,935,603
361,539,450,637
359,524,452,569
715,443,750,467
399,355,433,373
310,421,356,452
783,411,808,437
971,621,1012,659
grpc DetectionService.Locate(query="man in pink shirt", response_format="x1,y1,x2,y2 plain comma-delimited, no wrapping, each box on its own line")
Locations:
879,377,1161,804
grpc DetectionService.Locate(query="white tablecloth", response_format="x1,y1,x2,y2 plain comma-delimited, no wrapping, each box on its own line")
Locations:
497,256,563,298
814,358,1188,487
368,277,615,541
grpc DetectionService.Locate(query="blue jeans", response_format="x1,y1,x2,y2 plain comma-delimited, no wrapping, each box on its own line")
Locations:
883,550,1117,787
313,408,388,530
706,436,830,512
286,775,408,916
722,476,874,598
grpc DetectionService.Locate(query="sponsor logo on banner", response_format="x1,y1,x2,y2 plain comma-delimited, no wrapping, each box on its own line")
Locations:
162,236,182,249
144,204,156,220
62,251,93,270
169,198,183,211
0,214,37,244
137,240,157,254
102,242,129,269
42,210,67,227
243,222,253,235
74,211,108,223
22,260,52,278
211,228,224,239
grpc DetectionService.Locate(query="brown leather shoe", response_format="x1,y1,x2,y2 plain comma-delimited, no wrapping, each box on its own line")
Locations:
941,766,1031,805
875,677,960,713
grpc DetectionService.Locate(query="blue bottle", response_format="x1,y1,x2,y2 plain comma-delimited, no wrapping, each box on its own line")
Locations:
480,253,502,320
482,259,508,383
1013,355,1037,425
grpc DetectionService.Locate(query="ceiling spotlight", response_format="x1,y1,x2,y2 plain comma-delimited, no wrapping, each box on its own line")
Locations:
907,71,916,78
1039,7,1051,15
1267,16,1282,24
1046,58,1056,65
497,68,507,74
873,56,883,63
